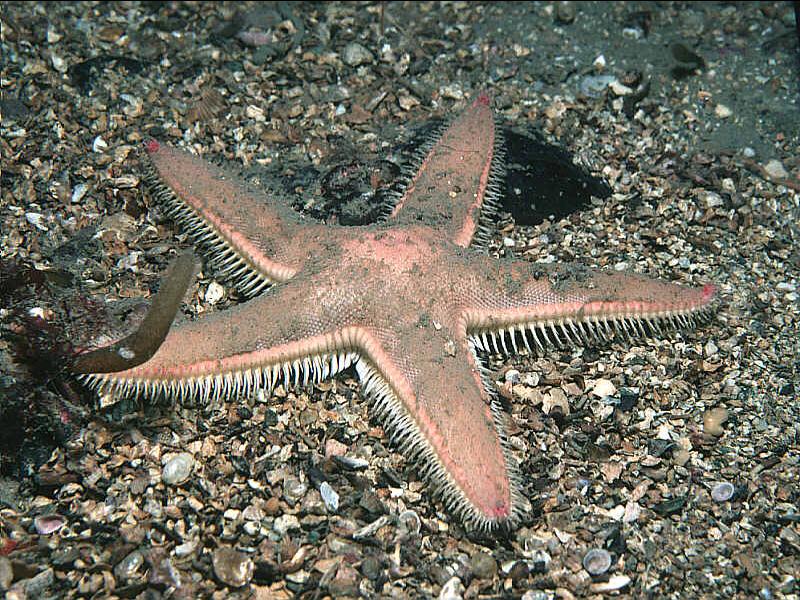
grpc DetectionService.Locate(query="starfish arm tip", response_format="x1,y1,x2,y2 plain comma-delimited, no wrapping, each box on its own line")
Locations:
144,139,161,154
474,91,492,107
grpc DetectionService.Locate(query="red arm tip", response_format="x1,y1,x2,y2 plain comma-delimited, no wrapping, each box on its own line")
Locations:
474,91,492,107
144,139,160,154
702,284,717,301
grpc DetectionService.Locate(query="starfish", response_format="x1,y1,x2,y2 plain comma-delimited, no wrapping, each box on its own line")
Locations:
73,93,717,533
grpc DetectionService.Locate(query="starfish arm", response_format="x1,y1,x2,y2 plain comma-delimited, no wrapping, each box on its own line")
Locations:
143,140,326,296
464,260,717,355
387,94,505,248
354,325,524,532
75,278,363,406
73,251,198,374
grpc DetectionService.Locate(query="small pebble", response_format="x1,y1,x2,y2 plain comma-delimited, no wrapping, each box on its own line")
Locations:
609,80,634,96
51,54,67,73
324,438,348,458
283,476,307,505
763,159,789,180
92,136,108,153
579,74,616,97
440,84,464,100
174,539,198,557
342,42,373,67
205,281,224,305
522,592,550,600
593,54,606,71
319,481,339,512
542,387,570,416
12,567,55,596
623,501,642,523
711,481,735,502
439,576,465,600
112,174,139,189
273,514,300,536
622,26,644,40
673,448,691,467
470,552,497,579
71,182,89,203
582,548,612,575
397,93,420,111
244,105,266,121
701,190,724,208
114,550,144,581
715,103,733,118
591,378,617,398
264,496,281,516
703,407,729,436
0,556,12,590
161,453,194,486
213,547,253,588
529,549,552,572
28,307,47,319
721,177,736,193
554,1,576,24
25,212,46,231
242,505,263,521
243,521,260,536
353,515,390,539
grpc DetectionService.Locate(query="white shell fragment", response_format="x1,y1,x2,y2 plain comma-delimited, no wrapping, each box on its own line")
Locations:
161,453,194,486
711,481,735,502
590,575,631,593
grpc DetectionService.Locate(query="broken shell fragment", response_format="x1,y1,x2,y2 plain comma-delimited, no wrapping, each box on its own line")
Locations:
114,550,144,581
397,509,421,539
590,575,631,592
711,481,735,502
34,514,66,535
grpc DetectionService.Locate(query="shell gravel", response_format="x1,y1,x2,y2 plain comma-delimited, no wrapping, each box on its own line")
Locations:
0,2,798,599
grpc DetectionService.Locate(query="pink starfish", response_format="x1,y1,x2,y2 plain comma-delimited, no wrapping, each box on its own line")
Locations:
74,94,716,533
